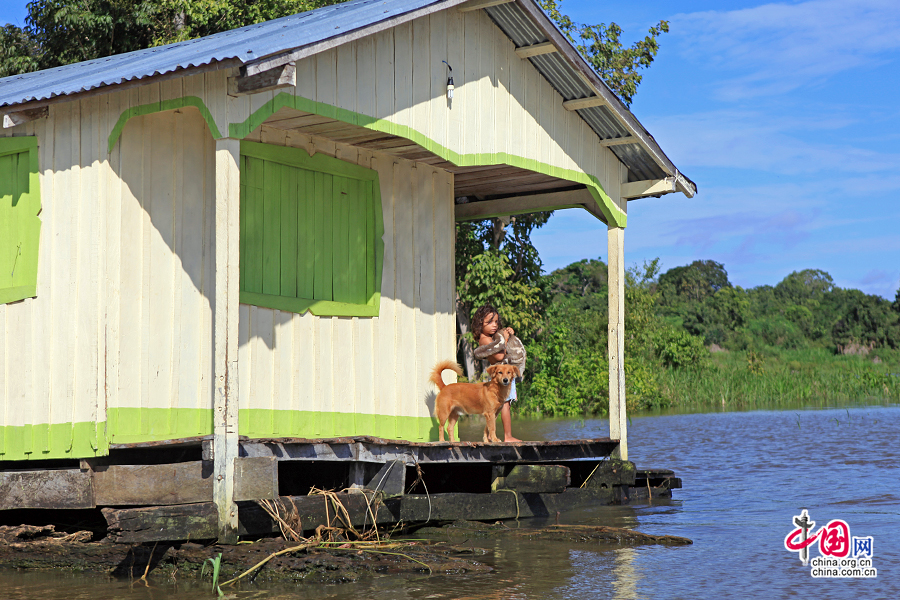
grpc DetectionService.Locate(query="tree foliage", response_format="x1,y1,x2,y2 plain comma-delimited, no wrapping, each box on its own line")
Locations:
457,250,542,339
538,0,669,106
0,23,39,77
515,256,900,416
1,0,338,75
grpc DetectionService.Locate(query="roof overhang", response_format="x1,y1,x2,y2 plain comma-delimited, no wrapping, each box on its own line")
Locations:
238,0,695,199
0,0,695,203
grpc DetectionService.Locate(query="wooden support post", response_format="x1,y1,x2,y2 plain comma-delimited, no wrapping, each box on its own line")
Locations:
214,138,241,543
607,225,627,460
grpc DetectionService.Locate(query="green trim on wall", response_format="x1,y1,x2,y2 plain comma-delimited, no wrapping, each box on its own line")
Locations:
239,409,439,442
106,407,214,444
0,408,439,461
0,284,37,305
229,92,627,227
106,92,626,227
107,96,222,153
239,291,380,316
242,140,379,181
1,136,41,305
239,140,384,317
0,420,108,461
0,136,39,158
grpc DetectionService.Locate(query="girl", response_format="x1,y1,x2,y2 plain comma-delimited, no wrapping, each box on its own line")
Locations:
471,305,526,442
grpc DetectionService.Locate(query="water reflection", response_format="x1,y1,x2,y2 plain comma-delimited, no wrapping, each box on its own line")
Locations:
611,547,639,600
2,405,898,599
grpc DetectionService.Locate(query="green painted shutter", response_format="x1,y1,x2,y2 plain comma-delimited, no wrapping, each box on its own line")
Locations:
239,141,383,316
0,137,41,305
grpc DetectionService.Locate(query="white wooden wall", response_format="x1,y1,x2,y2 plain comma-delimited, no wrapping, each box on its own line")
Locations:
0,4,632,455
213,7,627,217
238,126,455,438
110,108,217,439
0,104,216,458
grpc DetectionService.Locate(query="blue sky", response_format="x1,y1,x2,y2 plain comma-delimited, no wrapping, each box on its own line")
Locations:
538,0,900,299
3,0,899,298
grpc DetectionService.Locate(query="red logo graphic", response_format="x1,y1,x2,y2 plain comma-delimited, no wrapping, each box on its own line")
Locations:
784,510,877,578
819,520,850,558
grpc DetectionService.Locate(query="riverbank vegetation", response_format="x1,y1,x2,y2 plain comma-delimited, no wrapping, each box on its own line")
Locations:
463,256,900,416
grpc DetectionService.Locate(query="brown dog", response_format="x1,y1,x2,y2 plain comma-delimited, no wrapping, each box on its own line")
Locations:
430,360,520,443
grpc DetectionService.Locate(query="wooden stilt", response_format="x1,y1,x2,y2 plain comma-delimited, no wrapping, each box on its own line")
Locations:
214,138,241,543
607,225,627,460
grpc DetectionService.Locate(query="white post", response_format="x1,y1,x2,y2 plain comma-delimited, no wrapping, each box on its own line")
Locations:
213,138,241,543
607,225,627,460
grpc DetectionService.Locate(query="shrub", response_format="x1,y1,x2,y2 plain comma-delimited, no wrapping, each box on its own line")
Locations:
655,327,708,369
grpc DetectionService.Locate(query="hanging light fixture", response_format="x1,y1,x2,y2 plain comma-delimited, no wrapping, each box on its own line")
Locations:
443,61,454,100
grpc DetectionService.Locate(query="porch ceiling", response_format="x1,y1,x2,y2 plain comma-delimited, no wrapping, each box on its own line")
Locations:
260,106,582,202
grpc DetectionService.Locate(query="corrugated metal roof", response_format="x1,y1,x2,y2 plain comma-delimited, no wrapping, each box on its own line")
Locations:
485,1,695,194
0,0,456,108
0,0,693,196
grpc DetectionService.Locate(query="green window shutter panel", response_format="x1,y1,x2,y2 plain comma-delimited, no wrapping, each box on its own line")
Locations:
0,137,41,305
238,141,383,317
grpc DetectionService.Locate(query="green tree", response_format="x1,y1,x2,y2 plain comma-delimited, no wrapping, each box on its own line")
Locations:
538,0,669,106
832,290,900,352
457,250,542,340
0,23,39,77
545,258,607,302
657,260,741,345
658,259,730,304
775,269,834,304
455,3,670,371
1,0,338,75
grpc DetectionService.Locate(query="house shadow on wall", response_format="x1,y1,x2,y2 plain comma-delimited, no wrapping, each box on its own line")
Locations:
114,106,444,435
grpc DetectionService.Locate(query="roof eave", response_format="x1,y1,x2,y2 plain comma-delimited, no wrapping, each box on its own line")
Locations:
511,0,695,198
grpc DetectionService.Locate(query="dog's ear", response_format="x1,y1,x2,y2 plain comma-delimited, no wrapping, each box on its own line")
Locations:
486,364,498,377
512,365,521,379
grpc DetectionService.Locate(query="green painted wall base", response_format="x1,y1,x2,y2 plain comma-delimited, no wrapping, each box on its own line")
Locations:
0,408,438,460
106,407,214,445
0,420,108,461
239,409,438,442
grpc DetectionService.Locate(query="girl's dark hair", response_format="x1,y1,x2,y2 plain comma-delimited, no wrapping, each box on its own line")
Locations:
471,305,501,339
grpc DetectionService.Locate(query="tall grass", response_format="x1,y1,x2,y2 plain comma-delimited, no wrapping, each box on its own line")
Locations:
658,347,900,411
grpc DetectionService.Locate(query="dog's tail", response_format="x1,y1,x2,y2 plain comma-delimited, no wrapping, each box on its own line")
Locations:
430,360,463,392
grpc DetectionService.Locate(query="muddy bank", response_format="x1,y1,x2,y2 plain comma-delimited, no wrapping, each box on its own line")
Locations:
0,520,690,586
0,525,491,584
415,520,693,546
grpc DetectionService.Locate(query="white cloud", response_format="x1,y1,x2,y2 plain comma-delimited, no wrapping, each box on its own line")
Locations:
673,0,900,100
645,109,900,174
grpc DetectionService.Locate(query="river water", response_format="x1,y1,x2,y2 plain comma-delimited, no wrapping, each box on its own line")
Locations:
2,404,897,599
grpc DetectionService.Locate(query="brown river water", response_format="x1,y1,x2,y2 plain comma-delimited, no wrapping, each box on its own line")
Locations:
1,404,897,599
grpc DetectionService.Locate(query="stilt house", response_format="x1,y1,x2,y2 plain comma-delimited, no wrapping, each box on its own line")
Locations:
1,0,694,537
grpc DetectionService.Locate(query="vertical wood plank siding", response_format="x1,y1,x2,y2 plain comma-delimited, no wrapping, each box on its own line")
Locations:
220,8,623,222
239,126,453,441
238,142,382,316
0,100,217,459
1,5,629,455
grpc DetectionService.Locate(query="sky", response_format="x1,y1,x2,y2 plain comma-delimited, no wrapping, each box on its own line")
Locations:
2,1,899,298
536,0,900,299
